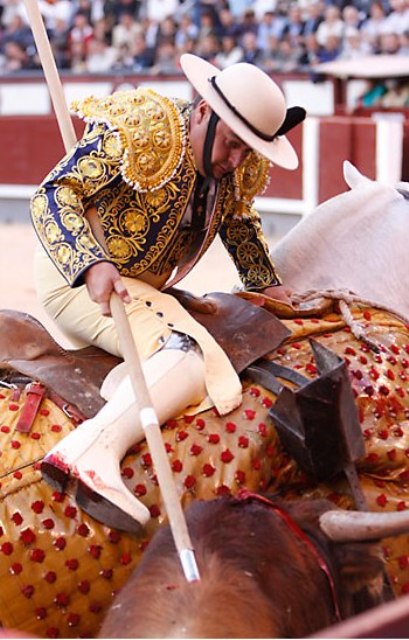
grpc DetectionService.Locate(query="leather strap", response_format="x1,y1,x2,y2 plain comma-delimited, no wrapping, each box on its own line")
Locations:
15,382,47,433
203,110,219,178
48,389,87,426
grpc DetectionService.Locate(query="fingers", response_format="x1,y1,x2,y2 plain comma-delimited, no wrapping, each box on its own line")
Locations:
100,299,112,317
113,278,131,304
102,279,131,317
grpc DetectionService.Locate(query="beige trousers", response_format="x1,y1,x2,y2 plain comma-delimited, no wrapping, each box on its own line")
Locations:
34,243,242,416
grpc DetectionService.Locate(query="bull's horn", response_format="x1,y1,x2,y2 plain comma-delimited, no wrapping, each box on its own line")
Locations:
320,509,409,542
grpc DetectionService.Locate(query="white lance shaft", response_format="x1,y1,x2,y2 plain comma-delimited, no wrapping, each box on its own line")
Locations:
24,0,200,582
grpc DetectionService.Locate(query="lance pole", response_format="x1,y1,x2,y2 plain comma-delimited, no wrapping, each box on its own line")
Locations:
24,0,200,582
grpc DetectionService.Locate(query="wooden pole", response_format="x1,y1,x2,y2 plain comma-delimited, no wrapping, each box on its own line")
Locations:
23,0,76,150
24,0,200,582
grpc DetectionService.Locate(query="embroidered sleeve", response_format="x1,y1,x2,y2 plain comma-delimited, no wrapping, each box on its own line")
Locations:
219,153,282,290
30,121,123,287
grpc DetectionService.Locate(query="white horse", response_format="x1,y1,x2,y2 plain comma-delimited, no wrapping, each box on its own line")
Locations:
272,162,409,320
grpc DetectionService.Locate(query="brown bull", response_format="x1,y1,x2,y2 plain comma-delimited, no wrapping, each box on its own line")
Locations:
99,496,389,639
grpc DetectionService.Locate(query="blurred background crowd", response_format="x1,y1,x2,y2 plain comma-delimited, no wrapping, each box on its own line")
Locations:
0,0,408,77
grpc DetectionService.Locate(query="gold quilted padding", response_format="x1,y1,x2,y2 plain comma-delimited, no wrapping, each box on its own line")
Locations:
0,383,278,638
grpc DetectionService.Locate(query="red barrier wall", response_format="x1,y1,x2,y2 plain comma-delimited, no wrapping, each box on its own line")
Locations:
1,112,409,207
0,116,85,185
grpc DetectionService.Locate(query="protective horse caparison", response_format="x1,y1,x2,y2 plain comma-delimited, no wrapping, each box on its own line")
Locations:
2,163,409,638
2,293,409,638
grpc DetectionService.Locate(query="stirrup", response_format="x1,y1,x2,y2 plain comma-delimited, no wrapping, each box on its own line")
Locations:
41,455,147,536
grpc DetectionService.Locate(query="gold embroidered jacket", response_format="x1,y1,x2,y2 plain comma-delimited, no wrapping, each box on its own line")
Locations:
30,88,282,290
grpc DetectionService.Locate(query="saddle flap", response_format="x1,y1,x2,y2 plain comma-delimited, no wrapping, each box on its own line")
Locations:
0,310,121,418
190,292,291,373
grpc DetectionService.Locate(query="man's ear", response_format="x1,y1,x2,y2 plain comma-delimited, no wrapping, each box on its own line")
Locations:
194,99,210,124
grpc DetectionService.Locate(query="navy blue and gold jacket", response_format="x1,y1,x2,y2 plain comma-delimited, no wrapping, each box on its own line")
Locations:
30,88,282,290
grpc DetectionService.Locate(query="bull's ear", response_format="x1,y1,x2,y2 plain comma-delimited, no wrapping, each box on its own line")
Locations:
275,106,306,137
337,541,384,595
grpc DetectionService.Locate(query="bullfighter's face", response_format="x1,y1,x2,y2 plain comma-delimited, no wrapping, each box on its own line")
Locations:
190,100,251,179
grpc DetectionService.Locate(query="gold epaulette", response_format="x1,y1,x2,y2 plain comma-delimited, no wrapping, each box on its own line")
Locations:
233,151,271,204
71,88,189,192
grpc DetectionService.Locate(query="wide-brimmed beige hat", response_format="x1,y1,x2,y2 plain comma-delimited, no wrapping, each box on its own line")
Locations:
180,53,302,170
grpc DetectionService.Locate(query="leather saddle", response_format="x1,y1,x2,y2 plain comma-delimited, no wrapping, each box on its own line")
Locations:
0,293,290,419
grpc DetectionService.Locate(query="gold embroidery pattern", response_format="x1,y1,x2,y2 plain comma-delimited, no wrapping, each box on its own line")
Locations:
219,177,281,289
71,89,189,192
31,122,124,284
93,145,196,278
151,228,195,275
233,151,271,206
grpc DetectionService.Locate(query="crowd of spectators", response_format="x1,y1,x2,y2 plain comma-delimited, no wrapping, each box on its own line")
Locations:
0,0,409,79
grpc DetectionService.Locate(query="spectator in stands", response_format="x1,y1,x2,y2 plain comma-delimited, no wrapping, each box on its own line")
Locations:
111,0,140,20
93,16,111,45
142,0,180,24
399,28,409,53
240,30,265,65
360,1,388,51
302,1,324,37
194,31,220,61
281,3,306,48
132,32,154,70
253,0,278,21
274,33,304,71
257,10,285,50
191,0,224,30
0,0,28,28
351,0,375,18
341,4,365,32
260,33,282,71
378,30,401,53
85,37,117,73
197,9,221,40
297,32,323,69
111,41,134,70
235,8,259,43
382,0,409,35
155,15,178,46
38,0,72,32
150,38,180,74
315,4,344,46
0,13,33,52
319,33,342,61
111,11,143,49
175,14,199,49
218,7,242,39
67,10,94,68
177,34,197,56
71,0,93,24
0,39,38,71
214,33,243,68
381,78,409,106
339,25,371,58
226,0,253,22
49,16,70,69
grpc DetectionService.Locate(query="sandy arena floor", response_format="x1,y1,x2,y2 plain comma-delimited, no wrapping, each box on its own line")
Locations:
1,222,278,349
